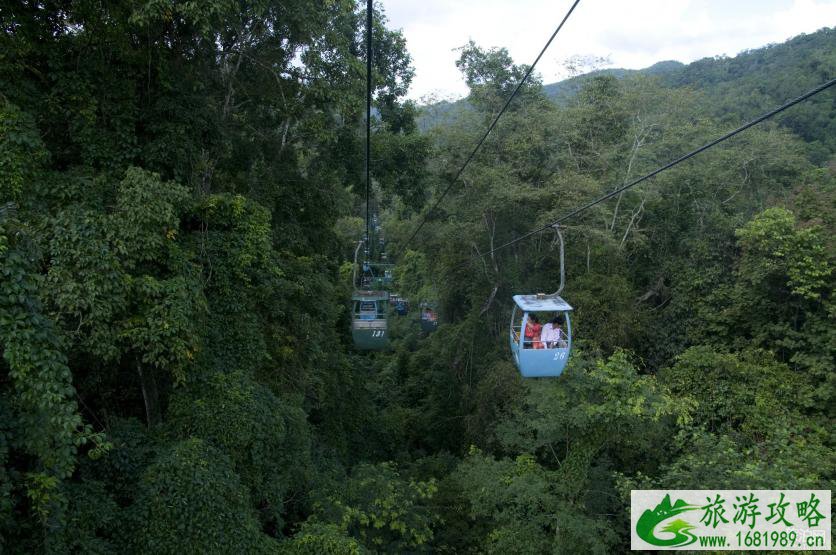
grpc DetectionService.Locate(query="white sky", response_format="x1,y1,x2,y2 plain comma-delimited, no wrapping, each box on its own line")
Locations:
381,0,836,102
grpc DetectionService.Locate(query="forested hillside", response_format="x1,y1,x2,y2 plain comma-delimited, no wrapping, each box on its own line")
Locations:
1,3,834,553
424,27,836,159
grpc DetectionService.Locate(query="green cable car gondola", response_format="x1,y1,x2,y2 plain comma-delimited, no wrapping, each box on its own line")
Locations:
351,290,389,350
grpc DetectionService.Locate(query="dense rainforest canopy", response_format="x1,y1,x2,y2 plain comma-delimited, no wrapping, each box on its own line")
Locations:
0,2,833,552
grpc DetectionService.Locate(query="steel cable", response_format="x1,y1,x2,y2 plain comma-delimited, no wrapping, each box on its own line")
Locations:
466,76,836,264
400,0,583,252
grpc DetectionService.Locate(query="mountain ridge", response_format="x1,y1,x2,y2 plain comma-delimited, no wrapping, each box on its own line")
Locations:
418,26,836,159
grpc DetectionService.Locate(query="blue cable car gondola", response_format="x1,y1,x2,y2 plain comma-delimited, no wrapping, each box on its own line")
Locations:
509,294,572,377
509,225,573,377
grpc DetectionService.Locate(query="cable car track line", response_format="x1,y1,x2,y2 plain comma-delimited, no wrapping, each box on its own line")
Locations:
401,0,582,252
365,0,373,258
468,75,836,263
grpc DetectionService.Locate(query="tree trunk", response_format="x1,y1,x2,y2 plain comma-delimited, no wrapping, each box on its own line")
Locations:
137,360,161,426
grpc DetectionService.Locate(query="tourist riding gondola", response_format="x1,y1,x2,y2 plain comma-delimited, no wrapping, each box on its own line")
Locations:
419,301,438,333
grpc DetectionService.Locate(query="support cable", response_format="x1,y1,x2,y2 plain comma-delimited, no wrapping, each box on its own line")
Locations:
400,0,582,252
466,76,836,264
365,0,373,258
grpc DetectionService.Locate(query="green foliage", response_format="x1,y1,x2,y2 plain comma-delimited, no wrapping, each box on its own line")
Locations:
570,272,647,352
168,371,311,528
455,40,544,114
113,167,190,270
394,249,435,302
0,2,834,551
0,397,15,547
121,275,205,385
92,418,158,506
736,207,831,302
497,352,689,456
44,205,128,361
312,462,438,552
708,207,834,405
188,194,278,373
127,438,276,554
445,352,687,553
0,219,108,520
650,423,832,491
669,28,836,162
281,522,363,555
372,126,432,212
454,449,618,554
49,480,120,554
0,100,47,202
567,75,631,175
660,347,807,436
39,168,206,397
0,0,426,546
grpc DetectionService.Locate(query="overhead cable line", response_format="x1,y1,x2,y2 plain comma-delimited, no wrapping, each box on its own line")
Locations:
467,76,836,264
365,0,373,256
400,0,582,252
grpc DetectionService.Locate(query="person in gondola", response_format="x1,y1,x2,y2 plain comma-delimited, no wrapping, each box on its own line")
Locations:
541,317,555,348
524,314,542,349
551,316,567,348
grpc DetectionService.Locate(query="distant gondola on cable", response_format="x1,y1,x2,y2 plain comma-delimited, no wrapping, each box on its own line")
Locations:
368,263,394,289
351,234,391,349
389,293,409,316
509,226,573,377
349,1,392,352
419,301,438,333
351,290,389,350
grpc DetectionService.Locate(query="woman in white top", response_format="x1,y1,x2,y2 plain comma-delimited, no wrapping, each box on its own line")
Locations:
542,316,565,348
541,320,556,348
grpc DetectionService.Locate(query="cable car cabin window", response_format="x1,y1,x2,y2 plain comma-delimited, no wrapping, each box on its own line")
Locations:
355,301,384,320
357,301,378,320
510,308,524,346
519,312,568,349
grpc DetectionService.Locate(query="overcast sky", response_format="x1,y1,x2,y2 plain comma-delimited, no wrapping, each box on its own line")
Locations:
381,0,836,102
